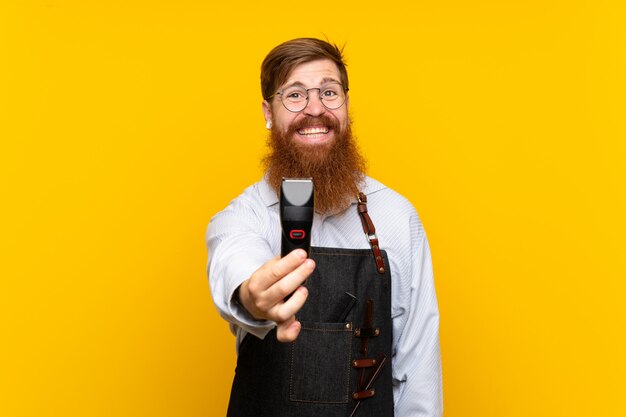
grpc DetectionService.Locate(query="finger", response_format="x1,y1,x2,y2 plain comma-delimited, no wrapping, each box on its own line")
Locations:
266,258,315,302
242,253,312,319
276,317,302,343
256,249,308,289
245,255,279,298
269,285,309,323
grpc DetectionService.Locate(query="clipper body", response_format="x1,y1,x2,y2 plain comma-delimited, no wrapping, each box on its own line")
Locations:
280,178,314,257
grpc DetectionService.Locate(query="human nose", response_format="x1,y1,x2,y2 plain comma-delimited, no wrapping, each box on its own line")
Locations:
303,89,326,116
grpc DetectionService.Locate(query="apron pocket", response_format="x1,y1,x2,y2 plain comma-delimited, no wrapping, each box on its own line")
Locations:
289,321,353,403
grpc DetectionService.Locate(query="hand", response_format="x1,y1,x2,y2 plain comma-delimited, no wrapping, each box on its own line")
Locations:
238,249,314,342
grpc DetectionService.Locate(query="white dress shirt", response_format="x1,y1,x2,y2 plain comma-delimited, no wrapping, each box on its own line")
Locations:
207,176,443,417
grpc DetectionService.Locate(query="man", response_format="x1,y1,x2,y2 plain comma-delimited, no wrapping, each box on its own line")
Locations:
207,38,442,417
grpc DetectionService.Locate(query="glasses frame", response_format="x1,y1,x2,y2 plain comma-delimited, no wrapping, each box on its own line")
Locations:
270,82,349,113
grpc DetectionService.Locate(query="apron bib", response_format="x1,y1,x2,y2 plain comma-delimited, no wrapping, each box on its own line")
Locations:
227,195,394,417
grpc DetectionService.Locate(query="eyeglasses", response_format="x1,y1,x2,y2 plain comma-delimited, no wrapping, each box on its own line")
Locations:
271,82,349,113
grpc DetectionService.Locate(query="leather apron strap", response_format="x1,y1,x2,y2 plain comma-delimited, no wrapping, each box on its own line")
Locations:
357,192,386,274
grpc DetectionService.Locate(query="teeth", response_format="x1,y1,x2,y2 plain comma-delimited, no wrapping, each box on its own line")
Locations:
298,127,329,135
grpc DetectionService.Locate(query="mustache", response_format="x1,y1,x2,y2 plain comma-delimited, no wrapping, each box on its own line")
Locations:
285,115,340,136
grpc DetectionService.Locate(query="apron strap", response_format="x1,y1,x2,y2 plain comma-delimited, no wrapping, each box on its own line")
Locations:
357,192,386,274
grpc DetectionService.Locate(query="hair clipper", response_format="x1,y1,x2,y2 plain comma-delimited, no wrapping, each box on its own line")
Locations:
280,178,314,257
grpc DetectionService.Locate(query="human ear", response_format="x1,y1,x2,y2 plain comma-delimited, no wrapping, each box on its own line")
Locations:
262,100,273,129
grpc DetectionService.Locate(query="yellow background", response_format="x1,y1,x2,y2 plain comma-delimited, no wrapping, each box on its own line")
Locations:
2,1,625,416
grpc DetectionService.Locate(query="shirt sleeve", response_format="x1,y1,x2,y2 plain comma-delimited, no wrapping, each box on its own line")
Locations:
206,192,277,340
393,214,443,416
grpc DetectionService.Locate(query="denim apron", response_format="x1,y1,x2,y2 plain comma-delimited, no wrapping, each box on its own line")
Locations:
227,195,394,417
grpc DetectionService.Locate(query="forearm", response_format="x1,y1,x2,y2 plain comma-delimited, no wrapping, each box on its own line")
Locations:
206,217,276,339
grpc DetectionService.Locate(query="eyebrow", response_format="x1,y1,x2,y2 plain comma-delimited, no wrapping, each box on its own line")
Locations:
281,77,341,90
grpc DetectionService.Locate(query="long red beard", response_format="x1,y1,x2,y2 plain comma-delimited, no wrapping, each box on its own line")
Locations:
262,116,367,215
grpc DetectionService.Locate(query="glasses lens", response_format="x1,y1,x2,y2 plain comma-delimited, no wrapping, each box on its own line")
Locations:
320,83,345,110
281,86,308,112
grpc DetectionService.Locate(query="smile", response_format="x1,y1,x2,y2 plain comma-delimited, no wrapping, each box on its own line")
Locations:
295,126,332,143
297,126,330,136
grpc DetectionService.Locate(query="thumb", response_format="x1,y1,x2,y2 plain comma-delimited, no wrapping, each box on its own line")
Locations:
276,317,302,343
